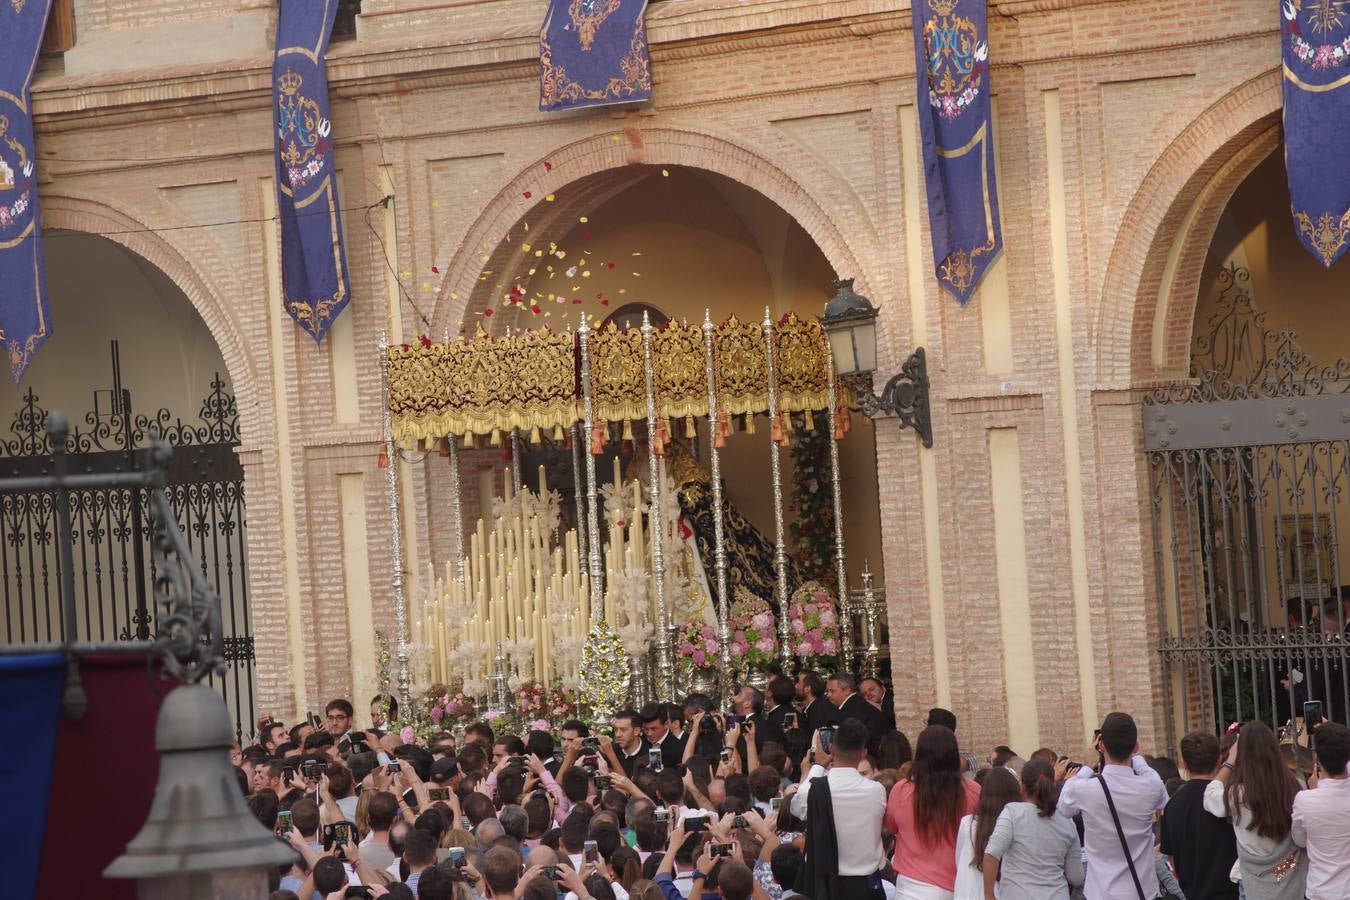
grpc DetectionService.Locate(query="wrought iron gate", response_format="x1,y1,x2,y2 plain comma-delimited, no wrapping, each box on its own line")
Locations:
0,343,256,739
1145,265,1349,752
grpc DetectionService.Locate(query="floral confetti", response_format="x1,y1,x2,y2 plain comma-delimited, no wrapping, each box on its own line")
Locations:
544,161,554,171
580,216,589,223
431,265,440,273
523,191,533,199
484,307,494,317
545,194,556,202
566,265,579,277
661,169,669,177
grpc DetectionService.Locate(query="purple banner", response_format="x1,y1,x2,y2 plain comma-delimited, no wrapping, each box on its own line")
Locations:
0,0,54,383
273,0,350,341
540,0,653,112
913,0,1002,304
1283,0,1350,268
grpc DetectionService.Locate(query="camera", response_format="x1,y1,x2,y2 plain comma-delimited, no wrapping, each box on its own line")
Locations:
594,774,612,791
532,789,550,802
428,787,451,802
344,888,374,900
725,714,744,732
710,843,735,859
581,737,599,754
582,754,599,774
301,760,321,781
542,865,559,882
648,748,664,773
509,755,526,768
654,807,668,823
684,814,707,832
720,748,733,764
698,715,720,737
387,761,402,775
732,815,747,829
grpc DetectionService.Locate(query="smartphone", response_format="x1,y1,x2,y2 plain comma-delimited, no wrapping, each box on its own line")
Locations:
594,774,612,791
542,865,558,882
581,737,599,754
710,842,735,859
770,797,782,812
387,761,402,775
783,712,798,731
732,815,747,829
654,807,669,823
725,714,744,731
583,839,599,864
1304,700,1324,729
720,747,733,764
282,766,296,783
332,822,350,846
532,789,550,802
648,748,664,772
582,754,599,773
818,727,835,754
684,813,707,832
449,846,467,867
509,755,526,768
274,810,293,836
428,787,451,802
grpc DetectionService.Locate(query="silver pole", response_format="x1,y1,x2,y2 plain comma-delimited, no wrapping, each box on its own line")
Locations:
571,421,588,571
379,331,412,719
702,310,733,708
825,341,853,673
763,307,795,676
641,311,674,699
510,429,524,496
449,436,465,582
578,319,605,616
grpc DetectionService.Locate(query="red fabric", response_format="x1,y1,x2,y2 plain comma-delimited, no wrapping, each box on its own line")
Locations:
38,655,173,900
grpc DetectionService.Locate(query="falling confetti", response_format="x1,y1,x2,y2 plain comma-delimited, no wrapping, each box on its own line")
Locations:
662,169,669,177
544,161,554,171
431,265,440,273
523,191,533,199
545,194,556,202
566,265,579,277
484,308,495,317
607,262,615,269
572,298,582,304
580,216,589,223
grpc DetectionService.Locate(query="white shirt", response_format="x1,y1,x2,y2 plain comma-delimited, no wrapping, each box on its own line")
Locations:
1291,776,1350,900
953,814,993,900
1056,757,1167,900
1202,778,1284,860
789,764,886,876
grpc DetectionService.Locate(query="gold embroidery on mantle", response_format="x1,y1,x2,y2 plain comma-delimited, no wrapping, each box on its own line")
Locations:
540,5,652,109
569,0,622,51
1293,207,1350,267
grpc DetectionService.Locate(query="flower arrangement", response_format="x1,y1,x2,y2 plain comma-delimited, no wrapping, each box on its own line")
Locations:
512,681,581,724
789,411,837,590
786,581,841,669
423,684,480,730
728,589,778,674
676,618,721,670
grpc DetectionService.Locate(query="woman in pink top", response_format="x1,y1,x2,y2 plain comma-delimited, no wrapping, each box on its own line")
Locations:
884,725,983,899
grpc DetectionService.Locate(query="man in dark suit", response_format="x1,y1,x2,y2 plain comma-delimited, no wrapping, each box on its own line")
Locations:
638,702,683,769
603,708,651,778
859,676,897,732
826,672,885,745
797,670,837,732
766,674,807,769
731,684,786,752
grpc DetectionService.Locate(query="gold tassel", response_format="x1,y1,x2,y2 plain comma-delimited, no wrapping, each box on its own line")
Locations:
554,424,565,441
530,426,541,444
685,416,696,438
744,413,756,434
464,432,475,449
622,419,634,441
803,413,815,432
377,446,389,469
490,429,501,447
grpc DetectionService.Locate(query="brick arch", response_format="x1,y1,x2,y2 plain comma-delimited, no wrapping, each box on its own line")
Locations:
430,126,879,340
1095,69,1283,385
41,196,265,445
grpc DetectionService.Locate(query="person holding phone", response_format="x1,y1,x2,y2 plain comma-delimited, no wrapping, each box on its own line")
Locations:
1291,721,1350,900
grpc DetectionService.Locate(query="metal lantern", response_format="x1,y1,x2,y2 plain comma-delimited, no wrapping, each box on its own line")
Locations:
820,278,934,448
104,683,294,896
820,278,880,377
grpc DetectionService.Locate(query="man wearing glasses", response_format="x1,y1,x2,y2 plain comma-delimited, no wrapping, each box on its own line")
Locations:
325,698,355,740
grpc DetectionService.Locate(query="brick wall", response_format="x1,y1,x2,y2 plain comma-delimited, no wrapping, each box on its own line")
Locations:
27,0,1290,753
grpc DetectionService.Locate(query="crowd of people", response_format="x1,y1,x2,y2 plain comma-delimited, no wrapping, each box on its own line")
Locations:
230,671,1350,900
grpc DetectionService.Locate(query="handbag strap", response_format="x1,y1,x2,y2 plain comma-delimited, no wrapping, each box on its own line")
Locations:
1095,774,1147,900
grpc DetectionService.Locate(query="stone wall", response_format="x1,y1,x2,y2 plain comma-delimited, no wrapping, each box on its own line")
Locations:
26,0,1289,754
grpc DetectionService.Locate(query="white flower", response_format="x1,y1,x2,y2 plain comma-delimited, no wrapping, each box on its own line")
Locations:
317,117,332,138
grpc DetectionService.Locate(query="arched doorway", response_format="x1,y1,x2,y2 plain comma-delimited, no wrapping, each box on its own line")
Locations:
0,231,256,738
423,164,888,670
1143,145,1350,751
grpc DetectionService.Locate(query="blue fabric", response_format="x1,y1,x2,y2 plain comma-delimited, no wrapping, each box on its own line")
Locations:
912,0,1002,304
0,0,54,383
272,0,351,342
1282,0,1350,268
539,0,652,112
0,652,64,900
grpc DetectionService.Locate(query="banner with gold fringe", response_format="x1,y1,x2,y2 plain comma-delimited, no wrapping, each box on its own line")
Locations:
1282,0,1350,268
272,0,351,341
0,0,54,383
913,0,1002,304
539,0,653,112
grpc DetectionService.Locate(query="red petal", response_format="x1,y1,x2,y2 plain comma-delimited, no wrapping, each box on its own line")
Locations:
484,308,495,317
523,191,533,199
544,161,554,171
607,262,615,269
431,266,440,274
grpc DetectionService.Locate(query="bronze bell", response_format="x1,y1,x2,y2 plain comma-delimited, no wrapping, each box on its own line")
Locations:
105,683,294,892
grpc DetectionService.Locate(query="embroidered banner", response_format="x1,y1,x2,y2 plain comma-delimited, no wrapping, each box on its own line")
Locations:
0,0,54,383
912,0,1002,304
1282,0,1350,268
539,0,653,112
273,0,350,341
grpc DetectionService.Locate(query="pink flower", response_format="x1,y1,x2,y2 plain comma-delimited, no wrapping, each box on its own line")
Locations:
429,706,445,723
692,650,707,666
819,610,836,626
400,726,415,744
823,638,839,653
531,719,551,732
796,641,812,656
679,642,696,654
752,612,772,630
701,625,715,639
791,619,806,634
705,638,719,654
484,709,502,721
805,603,818,615
755,637,776,653
733,630,747,643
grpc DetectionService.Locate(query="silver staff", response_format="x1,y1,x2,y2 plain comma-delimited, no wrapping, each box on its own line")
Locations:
702,310,733,708
824,340,854,673
641,311,674,699
762,308,794,676
578,318,604,616
379,331,412,720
